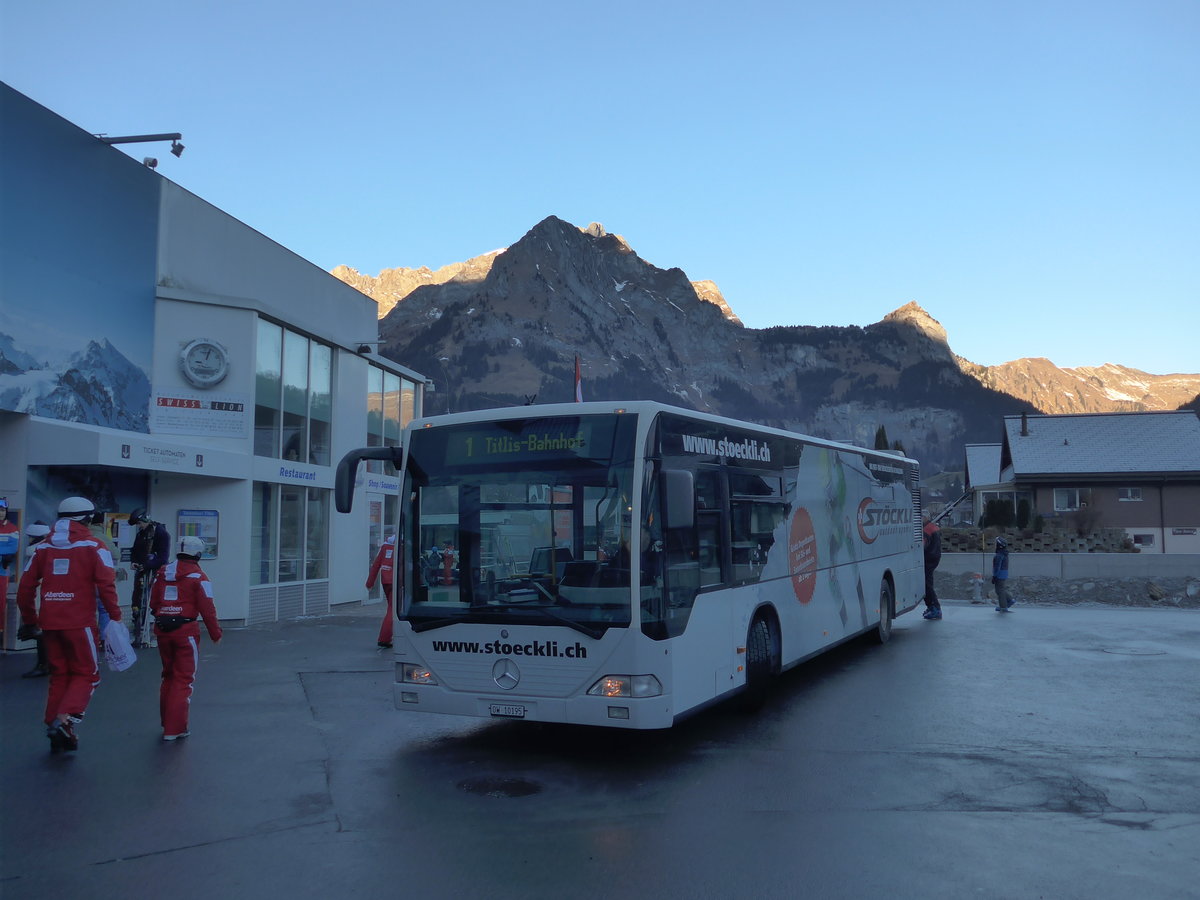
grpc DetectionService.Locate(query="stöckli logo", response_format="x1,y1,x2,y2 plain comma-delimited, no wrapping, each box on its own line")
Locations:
856,498,912,544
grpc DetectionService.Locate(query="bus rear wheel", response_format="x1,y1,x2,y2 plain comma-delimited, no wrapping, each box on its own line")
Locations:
871,579,894,645
742,616,774,711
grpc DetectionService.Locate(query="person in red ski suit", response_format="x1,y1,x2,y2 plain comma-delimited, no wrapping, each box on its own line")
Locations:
0,497,21,642
366,532,397,648
149,536,222,741
16,497,122,753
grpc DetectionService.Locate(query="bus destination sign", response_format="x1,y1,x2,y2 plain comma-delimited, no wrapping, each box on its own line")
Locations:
444,420,596,466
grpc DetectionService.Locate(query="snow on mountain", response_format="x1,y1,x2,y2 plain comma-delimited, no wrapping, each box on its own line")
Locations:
0,336,150,431
0,330,40,373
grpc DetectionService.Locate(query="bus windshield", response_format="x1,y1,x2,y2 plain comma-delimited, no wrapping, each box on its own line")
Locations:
401,413,639,636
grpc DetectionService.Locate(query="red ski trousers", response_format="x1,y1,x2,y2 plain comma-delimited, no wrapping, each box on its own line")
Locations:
42,627,101,725
377,585,394,646
157,631,200,736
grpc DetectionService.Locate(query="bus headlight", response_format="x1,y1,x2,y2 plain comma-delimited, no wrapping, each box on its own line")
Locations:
587,674,663,698
401,663,438,685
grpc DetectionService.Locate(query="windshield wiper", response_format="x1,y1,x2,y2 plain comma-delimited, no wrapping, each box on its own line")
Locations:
467,603,605,640
408,617,460,633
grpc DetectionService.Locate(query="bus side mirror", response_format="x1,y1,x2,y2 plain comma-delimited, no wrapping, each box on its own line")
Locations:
661,470,694,531
335,446,403,513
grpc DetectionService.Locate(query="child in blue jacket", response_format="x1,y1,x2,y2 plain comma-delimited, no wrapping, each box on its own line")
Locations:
992,537,1013,612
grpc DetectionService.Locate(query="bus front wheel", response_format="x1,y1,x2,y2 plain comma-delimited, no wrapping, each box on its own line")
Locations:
742,616,774,711
871,579,894,645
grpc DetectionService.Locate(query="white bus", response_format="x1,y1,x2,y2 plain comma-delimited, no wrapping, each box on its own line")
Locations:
335,401,924,729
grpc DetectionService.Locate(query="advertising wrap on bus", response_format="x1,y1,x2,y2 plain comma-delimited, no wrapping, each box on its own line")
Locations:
334,400,924,729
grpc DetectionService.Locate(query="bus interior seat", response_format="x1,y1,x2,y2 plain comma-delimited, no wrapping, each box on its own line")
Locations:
529,546,573,579
559,560,600,587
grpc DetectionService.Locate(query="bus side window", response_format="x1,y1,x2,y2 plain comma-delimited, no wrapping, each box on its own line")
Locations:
730,473,787,583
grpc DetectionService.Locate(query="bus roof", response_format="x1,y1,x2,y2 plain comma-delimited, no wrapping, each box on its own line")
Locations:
408,400,917,467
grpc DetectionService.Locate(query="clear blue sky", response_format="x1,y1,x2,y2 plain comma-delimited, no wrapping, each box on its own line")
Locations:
3,0,1197,373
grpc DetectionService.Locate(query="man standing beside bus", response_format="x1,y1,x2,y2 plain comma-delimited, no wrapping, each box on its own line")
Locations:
921,515,943,620
366,529,397,649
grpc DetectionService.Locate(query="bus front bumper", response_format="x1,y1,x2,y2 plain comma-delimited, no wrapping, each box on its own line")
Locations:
393,683,675,729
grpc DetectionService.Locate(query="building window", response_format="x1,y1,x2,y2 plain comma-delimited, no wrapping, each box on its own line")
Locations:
251,481,330,585
1133,533,1155,548
1118,487,1143,502
255,322,282,457
309,343,332,466
255,318,334,465
1054,488,1083,512
366,363,418,474
251,481,276,586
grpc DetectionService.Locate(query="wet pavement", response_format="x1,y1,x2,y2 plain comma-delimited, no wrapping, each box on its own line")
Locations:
1,602,1197,899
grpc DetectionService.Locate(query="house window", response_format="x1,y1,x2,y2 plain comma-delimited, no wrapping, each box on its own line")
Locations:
1118,487,1142,502
1054,488,1083,512
1132,533,1155,548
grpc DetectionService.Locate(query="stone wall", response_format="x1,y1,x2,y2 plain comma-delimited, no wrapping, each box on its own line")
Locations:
941,527,1134,553
936,552,1200,608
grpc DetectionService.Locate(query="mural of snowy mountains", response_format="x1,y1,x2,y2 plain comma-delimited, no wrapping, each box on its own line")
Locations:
0,332,151,431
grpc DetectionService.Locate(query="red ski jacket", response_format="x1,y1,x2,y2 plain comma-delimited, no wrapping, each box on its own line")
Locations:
366,536,397,591
149,558,222,642
17,519,121,629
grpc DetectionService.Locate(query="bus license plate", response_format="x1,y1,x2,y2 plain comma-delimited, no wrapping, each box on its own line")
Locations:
489,704,526,718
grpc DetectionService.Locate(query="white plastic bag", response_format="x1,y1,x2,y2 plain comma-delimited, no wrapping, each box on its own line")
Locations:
103,619,138,672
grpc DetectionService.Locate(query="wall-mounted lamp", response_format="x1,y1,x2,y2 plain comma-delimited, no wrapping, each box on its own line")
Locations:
97,132,185,159
356,341,383,355
143,157,158,169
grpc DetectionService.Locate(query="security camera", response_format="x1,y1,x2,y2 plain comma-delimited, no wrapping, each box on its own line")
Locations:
143,157,158,169
170,140,184,158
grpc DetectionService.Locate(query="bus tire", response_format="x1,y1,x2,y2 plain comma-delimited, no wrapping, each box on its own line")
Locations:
870,578,894,645
741,616,774,711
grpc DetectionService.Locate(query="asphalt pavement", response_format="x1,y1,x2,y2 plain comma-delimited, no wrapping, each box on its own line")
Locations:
1,600,1197,900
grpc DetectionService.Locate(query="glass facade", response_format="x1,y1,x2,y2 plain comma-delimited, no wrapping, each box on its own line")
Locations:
366,363,418,474
255,318,334,466
251,319,417,595
254,322,283,457
252,481,329,586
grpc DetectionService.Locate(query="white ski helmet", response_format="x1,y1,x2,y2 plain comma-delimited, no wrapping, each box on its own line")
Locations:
179,536,206,557
58,496,96,520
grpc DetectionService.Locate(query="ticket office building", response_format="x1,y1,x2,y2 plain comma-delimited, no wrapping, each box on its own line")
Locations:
0,84,419,637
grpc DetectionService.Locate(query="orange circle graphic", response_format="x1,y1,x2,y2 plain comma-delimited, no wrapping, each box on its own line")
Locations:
789,508,817,604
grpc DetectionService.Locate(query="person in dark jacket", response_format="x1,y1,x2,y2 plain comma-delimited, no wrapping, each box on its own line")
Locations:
128,509,170,648
992,536,1014,612
922,515,943,620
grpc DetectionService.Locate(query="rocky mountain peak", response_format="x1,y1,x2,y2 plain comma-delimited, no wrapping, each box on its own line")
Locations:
331,217,1198,473
331,250,502,318
882,301,948,343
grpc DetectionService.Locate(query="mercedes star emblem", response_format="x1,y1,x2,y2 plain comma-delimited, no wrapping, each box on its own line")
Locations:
492,658,520,690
